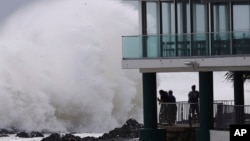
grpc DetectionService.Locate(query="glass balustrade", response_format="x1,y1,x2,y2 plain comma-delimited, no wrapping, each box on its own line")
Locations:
122,31,250,59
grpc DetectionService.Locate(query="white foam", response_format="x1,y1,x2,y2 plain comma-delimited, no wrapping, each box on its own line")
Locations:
0,0,142,133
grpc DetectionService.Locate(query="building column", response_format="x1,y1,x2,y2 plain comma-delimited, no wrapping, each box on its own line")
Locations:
198,72,214,141
139,73,166,141
233,71,245,124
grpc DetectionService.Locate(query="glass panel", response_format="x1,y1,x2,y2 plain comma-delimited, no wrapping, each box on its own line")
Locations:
177,3,182,33
233,5,250,31
212,4,230,55
193,3,205,33
122,31,250,59
233,31,250,54
176,2,190,56
233,4,250,54
147,35,159,57
213,5,229,32
162,35,176,57
162,2,175,34
177,2,190,33
146,2,158,57
177,34,191,56
191,33,208,56
146,2,157,34
211,32,231,55
122,36,142,58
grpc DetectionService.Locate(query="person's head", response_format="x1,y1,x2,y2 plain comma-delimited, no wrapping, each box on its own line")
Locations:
191,85,196,91
159,89,168,95
168,90,173,96
159,89,164,95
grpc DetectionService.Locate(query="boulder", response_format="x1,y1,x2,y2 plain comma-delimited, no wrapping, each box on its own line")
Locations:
16,131,44,138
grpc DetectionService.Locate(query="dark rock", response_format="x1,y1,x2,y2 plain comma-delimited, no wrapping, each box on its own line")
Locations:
16,131,44,138
41,133,61,141
42,133,83,141
0,128,16,134
62,134,81,141
30,131,44,137
0,134,9,137
81,136,97,141
41,118,143,141
97,118,143,140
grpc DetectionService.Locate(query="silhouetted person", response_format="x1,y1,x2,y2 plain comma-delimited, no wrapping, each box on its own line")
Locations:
188,85,199,122
158,90,169,124
168,90,177,125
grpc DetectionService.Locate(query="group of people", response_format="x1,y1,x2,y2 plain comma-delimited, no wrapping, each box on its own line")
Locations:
157,89,177,125
158,85,200,125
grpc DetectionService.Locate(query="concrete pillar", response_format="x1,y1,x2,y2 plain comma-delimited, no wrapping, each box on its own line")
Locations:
198,71,214,141
139,73,166,141
233,71,244,105
233,71,245,124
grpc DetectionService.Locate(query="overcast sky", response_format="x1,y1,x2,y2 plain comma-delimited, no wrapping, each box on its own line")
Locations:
0,0,34,23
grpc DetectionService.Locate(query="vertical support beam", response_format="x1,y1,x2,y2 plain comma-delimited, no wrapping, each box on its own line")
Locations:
139,73,166,141
234,71,244,105
142,73,157,128
198,71,213,141
233,71,245,124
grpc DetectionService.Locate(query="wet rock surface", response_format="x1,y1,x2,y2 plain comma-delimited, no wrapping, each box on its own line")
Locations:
0,118,142,141
41,118,142,141
16,131,44,138
97,118,143,140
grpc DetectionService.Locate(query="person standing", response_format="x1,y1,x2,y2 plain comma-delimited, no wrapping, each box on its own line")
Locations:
168,90,177,125
158,90,169,124
188,85,200,122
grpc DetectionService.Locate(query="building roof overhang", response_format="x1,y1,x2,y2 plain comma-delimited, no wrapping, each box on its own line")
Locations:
122,56,250,73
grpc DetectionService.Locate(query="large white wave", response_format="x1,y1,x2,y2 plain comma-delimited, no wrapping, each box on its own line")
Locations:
0,0,142,132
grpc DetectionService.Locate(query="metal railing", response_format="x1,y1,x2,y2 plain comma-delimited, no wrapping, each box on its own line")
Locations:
159,101,199,126
214,104,250,129
158,100,238,128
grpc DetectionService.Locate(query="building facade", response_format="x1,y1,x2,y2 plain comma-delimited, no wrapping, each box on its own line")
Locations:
122,0,250,141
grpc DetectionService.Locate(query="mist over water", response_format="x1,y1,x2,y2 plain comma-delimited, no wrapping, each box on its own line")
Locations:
0,0,142,132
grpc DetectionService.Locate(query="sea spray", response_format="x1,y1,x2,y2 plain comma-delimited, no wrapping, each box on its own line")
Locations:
0,0,142,133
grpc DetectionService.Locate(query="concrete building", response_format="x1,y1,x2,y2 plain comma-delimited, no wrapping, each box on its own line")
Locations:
122,0,250,141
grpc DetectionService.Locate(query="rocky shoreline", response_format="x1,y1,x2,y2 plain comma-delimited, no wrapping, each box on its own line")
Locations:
0,118,142,141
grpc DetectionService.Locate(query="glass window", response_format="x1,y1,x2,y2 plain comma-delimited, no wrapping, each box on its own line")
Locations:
212,4,230,55
146,2,157,34
213,5,229,32
233,4,250,55
146,2,158,57
233,4,250,31
193,3,205,33
177,2,190,33
162,2,175,34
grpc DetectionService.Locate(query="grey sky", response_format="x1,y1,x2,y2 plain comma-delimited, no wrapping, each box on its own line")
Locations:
0,0,36,22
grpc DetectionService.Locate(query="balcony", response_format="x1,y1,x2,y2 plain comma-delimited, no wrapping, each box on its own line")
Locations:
123,31,250,58
122,31,250,72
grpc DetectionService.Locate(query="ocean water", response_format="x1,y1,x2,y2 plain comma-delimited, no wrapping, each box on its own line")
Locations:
0,0,142,133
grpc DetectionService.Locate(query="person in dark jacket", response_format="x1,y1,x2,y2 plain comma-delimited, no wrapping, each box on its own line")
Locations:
188,85,200,122
158,90,169,124
168,90,177,125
